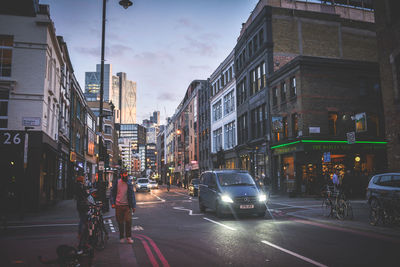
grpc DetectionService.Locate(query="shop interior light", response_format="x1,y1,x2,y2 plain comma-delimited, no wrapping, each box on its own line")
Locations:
355,156,361,162
271,140,387,149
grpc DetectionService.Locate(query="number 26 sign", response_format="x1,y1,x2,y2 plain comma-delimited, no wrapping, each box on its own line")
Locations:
1,131,24,146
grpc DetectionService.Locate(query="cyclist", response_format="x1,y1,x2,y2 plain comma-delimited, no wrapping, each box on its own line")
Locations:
75,175,90,251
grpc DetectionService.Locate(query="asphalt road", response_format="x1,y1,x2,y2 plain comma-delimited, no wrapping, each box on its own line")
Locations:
1,186,399,267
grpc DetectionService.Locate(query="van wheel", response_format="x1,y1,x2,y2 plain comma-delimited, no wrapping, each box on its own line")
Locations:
199,198,206,212
257,211,266,218
215,202,224,218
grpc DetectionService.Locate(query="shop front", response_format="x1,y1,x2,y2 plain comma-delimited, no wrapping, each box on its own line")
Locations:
271,140,387,196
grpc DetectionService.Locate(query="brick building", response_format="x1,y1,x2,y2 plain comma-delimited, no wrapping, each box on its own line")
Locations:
268,56,386,195
233,0,378,187
373,0,400,171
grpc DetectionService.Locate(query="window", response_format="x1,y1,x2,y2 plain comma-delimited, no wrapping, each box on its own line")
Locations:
292,113,298,137
290,77,297,97
256,66,261,91
272,87,278,106
253,34,258,52
238,113,248,144
237,77,247,106
282,116,288,139
104,125,112,134
250,70,256,95
395,54,400,101
0,89,9,128
76,133,81,154
259,28,264,47
224,90,235,115
0,35,13,77
378,175,392,187
248,40,253,58
262,62,266,88
213,127,222,152
251,105,266,139
281,82,287,102
212,100,222,121
224,121,236,149
328,112,338,136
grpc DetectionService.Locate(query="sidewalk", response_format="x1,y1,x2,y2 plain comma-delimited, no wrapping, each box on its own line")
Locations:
3,199,114,226
269,194,400,239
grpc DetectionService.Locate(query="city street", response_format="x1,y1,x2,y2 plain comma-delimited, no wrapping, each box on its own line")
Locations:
1,186,399,267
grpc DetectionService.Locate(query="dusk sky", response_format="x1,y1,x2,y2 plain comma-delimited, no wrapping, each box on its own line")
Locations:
40,0,259,123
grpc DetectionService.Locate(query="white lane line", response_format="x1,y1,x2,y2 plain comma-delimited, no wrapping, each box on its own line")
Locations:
203,217,237,231
261,240,328,267
137,201,165,205
273,205,322,210
150,191,166,202
7,223,77,229
173,191,190,197
173,207,203,216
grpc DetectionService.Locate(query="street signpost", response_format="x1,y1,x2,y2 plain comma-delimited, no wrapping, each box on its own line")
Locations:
347,131,356,144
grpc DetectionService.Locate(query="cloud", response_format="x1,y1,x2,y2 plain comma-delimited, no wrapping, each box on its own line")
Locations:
108,44,134,57
189,65,211,71
181,35,215,57
175,17,201,31
156,92,177,101
133,51,174,66
75,46,99,57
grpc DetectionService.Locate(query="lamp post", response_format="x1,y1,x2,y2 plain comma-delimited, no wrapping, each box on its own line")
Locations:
98,0,132,186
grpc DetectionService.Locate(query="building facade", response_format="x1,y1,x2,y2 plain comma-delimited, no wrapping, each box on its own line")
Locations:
373,0,400,171
198,80,212,172
268,56,386,196
210,50,237,169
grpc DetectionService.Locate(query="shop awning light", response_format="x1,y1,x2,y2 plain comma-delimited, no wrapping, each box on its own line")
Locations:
271,140,387,149
270,141,300,149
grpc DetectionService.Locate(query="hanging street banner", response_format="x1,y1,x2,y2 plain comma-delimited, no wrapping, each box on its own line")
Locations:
355,112,367,133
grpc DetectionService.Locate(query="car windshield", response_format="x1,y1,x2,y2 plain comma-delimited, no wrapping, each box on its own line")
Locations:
150,181,156,184
137,178,148,183
217,172,256,186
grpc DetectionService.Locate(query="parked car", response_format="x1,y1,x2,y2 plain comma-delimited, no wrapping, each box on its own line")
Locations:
198,170,268,218
149,180,159,189
136,178,150,192
367,172,400,209
188,178,200,196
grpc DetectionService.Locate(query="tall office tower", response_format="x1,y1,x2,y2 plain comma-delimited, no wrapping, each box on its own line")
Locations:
115,72,136,124
150,111,160,125
84,64,113,102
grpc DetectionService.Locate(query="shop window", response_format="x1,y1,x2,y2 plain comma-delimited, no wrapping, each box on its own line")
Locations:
369,114,379,137
328,112,338,136
394,54,400,102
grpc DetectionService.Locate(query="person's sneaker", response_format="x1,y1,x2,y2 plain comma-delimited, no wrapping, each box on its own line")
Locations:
120,238,125,244
126,237,133,244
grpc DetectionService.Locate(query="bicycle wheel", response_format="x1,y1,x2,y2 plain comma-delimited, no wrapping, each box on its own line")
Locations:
369,198,380,226
336,199,346,220
322,199,332,217
345,200,353,220
93,224,106,251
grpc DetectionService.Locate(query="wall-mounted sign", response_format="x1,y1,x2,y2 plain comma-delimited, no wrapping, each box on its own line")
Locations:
309,127,320,134
323,152,331,162
70,151,76,162
355,112,367,133
347,131,356,144
272,117,283,132
22,117,41,127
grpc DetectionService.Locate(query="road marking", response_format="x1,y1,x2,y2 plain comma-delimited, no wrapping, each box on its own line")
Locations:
173,191,190,197
137,201,165,205
203,217,237,231
151,191,166,202
132,216,139,220
133,235,159,267
261,240,328,267
132,225,144,231
7,223,77,229
135,234,170,267
173,207,203,216
273,205,321,210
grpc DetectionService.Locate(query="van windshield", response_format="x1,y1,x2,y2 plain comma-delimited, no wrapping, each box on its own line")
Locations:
217,172,256,187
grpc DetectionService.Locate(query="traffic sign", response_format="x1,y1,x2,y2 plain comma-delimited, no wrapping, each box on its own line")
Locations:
347,132,356,144
323,152,331,163
98,161,104,171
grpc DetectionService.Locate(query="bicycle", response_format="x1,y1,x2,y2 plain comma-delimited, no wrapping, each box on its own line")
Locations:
321,185,346,220
369,197,400,226
39,244,94,267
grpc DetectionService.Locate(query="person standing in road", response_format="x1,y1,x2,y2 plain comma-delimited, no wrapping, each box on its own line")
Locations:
111,169,136,244
332,170,340,193
74,175,90,250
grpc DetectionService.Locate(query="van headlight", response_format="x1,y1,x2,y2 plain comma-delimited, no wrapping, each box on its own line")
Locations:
258,194,267,202
221,195,234,203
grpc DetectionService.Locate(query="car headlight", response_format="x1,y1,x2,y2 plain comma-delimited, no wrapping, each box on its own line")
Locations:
258,194,267,202
221,195,234,203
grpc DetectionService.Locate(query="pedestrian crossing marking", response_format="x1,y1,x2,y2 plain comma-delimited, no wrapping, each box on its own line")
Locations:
132,225,144,231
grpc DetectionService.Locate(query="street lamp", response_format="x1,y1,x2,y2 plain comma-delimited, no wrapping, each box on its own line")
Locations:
98,0,132,189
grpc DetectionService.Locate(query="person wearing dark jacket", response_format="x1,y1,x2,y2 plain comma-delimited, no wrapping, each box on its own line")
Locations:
111,170,136,244
75,176,89,249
